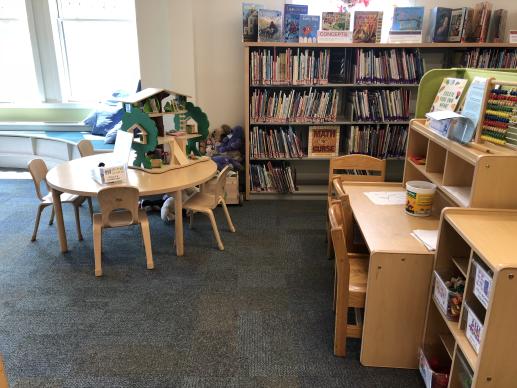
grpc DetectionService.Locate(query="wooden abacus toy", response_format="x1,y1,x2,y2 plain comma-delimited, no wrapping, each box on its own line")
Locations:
475,79,517,150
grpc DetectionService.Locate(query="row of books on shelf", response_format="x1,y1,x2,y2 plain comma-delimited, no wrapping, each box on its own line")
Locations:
250,162,297,193
243,2,512,44
344,125,408,159
250,126,304,159
250,48,330,86
461,48,517,69
250,88,338,123
249,47,425,85
350,89,411,122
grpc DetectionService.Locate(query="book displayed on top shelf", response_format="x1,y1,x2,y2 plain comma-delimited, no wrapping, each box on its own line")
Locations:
308,126,339,157
389,7,424,43
298,15,320,43
447,8,468,42
462,1,492,43
242,3,262,42
258,9,282,42
322,11,350,31
486,9,507,43
283,4,308,43
429,78,468,112
428,7,452,42
353,11,383,43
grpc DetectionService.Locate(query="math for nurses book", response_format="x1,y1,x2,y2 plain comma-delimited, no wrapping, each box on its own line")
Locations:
308,126,340,157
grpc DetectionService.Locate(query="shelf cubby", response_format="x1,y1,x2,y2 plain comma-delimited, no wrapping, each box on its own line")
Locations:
426,140,447,185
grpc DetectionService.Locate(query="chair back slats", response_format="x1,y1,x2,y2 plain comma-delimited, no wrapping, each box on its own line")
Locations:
214,165,232,201
97,186,139,228
328,155,386,196
77,140,95,157
28,158,49,201
328,203,350,278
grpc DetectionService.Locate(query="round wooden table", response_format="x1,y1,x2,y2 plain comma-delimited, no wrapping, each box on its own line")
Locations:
46,154,217,256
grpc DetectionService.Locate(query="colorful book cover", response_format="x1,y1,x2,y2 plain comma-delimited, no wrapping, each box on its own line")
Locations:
308,126,340,157
258,9,282,42
447,8,468,42
322,11,350,31
283,4,308,42
430,77,468,112
242,3,262,42
429,7,452,42
391,7,424,32
353,11,383,43
298,15,320,43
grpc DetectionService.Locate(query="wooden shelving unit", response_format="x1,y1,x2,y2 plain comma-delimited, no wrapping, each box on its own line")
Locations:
243,42,517,200
403,119,517,209
421,208,517,387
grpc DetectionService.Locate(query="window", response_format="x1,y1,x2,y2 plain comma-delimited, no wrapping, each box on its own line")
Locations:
0,0,40,102
0,0,140,104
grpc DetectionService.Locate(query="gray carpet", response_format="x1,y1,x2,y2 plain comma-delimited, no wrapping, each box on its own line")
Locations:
0,179,423,387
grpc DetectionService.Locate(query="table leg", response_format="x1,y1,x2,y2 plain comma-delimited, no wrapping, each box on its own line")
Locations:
51,188,68,253
174,190,184,256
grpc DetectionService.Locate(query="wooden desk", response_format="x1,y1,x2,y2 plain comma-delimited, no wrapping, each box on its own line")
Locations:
46,154,217,256
341,182,440,369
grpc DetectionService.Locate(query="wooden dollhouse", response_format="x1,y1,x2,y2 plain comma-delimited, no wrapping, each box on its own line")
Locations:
119,88,207,173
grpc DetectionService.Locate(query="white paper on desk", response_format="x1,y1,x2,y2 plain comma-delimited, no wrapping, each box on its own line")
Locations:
411,229,438,251
364,191,407,205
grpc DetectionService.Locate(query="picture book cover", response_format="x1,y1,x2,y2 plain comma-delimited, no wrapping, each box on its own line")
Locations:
430,77,468,113
284,4,308,42
258,9,282,42
322,11,351,31
242,3,262,42
353,11,383,43
463,2,492,42
308,126,340,157
391,7,424,32
429,7,452,42
447,8,468,42
486,9,507,43
298,15,320,43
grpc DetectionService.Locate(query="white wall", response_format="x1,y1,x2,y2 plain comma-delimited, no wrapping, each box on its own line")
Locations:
137,0,517,130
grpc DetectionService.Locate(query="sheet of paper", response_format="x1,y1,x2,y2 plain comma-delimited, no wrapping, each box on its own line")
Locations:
364,191,407,205
112,129,133,164
411,229,439,251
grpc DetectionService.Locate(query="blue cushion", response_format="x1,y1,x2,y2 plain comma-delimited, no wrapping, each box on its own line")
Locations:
104,122,122,144
82,90,131,136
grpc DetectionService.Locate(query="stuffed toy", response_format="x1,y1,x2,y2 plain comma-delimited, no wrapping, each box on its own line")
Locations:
205,125,230,157
211,125,244,170
160,187,199,223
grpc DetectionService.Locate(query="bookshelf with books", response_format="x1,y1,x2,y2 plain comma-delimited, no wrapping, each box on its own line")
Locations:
244,42,517,200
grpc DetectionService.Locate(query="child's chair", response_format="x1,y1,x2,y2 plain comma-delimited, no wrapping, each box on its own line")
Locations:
183,165,236,250
28,158,91,242
93,186,154,277
77,139,95,157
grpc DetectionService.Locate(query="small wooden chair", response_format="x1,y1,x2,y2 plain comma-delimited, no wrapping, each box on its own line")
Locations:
28,158,91,242
184,166,236,251
328,202,369,357
77,139,95,157
93,186,154,277
327,155,386,257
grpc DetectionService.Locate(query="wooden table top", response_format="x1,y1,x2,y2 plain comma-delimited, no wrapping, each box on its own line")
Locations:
46,154,217,196
341,182,440,255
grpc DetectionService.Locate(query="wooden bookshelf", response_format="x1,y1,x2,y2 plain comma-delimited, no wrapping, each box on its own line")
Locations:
404,119,517,209
243,43,517,200
421,208,517,387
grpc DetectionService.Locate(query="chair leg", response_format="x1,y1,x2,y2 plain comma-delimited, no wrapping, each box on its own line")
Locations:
334,264,349,357
49,206,55,225
189,212,194,229
93,223,102,277
207,210,224,250
139,214,154,270
87,197,94,220
220,199,236,232
73,205,83,241
31,204,46,241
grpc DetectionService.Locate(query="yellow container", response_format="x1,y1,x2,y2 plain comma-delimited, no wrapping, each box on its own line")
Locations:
405,180,436,217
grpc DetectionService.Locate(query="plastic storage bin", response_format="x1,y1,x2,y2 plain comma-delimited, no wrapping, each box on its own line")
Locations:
419,348,450,388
